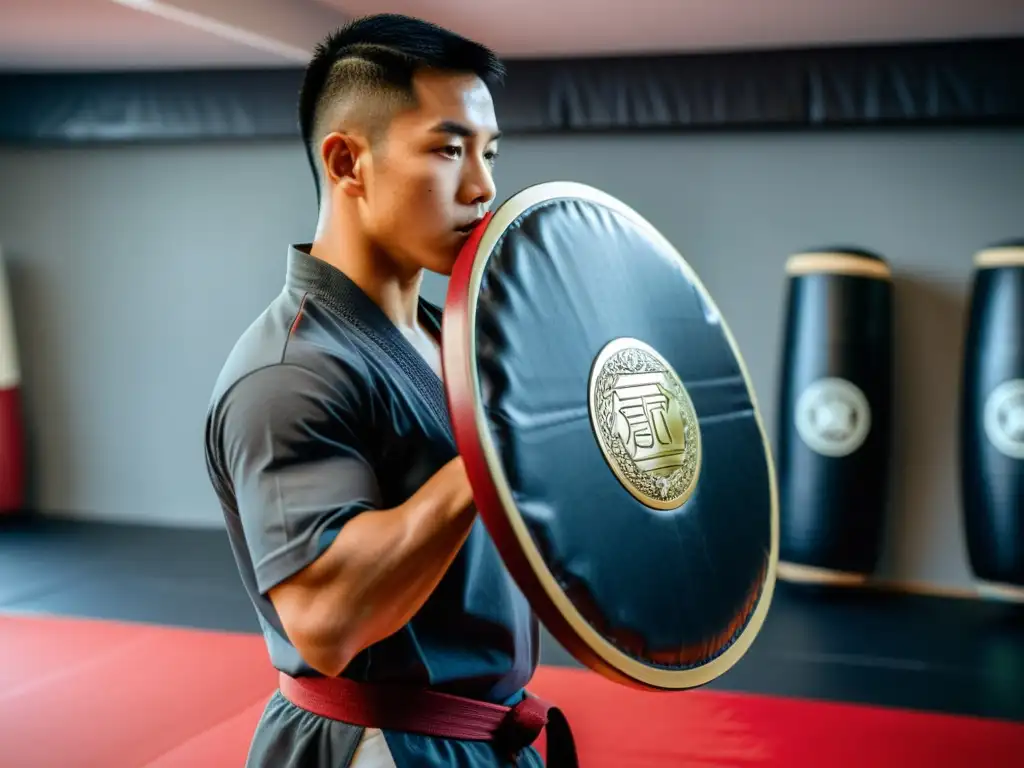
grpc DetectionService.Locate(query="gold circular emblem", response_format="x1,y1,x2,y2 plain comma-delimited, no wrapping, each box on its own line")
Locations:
588,338,702,510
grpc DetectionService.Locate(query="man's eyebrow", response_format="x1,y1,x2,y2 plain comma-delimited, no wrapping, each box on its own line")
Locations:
430,120,502,142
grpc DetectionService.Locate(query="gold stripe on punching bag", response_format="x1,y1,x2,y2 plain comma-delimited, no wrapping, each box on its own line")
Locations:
785,251,893,280
776,248,893,587
961,241,1024,602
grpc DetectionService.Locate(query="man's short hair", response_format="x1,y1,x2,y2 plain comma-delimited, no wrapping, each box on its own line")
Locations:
298,14,505,199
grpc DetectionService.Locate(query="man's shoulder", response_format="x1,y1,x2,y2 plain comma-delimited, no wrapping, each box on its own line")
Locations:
208,290,372,414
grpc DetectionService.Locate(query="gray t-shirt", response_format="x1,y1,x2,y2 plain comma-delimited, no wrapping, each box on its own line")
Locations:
204,246,540,765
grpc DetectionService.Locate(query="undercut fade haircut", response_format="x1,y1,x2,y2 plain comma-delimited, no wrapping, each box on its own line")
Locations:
298,14,506,201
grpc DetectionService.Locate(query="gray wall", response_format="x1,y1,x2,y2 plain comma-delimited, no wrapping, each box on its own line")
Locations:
0,128,1022,592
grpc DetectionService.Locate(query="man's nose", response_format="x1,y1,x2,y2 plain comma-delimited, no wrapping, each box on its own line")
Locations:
460,160,496,207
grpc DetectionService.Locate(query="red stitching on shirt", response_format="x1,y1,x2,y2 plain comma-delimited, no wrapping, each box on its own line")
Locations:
289,293,308,335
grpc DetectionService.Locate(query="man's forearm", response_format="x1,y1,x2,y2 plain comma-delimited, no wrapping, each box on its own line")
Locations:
273,457,477,675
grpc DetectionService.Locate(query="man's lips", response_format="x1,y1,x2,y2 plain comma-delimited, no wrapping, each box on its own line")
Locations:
455,218,483,234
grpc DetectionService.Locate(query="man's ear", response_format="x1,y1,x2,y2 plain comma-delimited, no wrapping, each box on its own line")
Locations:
320,132,367,198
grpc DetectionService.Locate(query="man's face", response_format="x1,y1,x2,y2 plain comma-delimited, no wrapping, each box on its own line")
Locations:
359,70,501,276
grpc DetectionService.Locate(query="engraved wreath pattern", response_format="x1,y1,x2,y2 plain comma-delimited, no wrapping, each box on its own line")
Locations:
594,347,699,502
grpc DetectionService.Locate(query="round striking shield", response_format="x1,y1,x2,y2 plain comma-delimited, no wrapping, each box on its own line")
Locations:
442,182,778,691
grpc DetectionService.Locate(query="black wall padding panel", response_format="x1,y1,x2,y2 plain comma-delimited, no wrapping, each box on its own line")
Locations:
0,69,305,144
1,37,1022,145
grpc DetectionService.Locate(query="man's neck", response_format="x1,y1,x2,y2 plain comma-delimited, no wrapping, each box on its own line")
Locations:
309,226,423,332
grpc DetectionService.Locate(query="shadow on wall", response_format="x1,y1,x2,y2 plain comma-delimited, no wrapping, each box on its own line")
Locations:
877,271,972,586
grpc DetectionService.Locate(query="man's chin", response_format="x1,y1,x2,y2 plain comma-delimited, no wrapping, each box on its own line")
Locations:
419,249,462,277
432,265,457,280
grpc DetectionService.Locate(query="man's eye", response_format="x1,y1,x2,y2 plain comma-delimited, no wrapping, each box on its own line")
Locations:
438,145,462,158
485,150,500,164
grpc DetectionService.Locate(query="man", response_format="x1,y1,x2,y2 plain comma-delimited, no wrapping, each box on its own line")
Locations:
204,13,555,768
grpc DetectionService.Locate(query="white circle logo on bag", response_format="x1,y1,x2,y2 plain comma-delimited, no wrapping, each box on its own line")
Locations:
983,379,1024,460
795,378,871,457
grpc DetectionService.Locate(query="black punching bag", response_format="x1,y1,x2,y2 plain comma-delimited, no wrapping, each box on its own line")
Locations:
775,249,893,586
960,241,1024,603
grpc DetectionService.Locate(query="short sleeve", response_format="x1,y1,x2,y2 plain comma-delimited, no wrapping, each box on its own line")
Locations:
212,363,382,595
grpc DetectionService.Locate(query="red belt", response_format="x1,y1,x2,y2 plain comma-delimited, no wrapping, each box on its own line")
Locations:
279,673,578,766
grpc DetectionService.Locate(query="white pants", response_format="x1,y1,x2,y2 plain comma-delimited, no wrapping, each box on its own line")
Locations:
350,728,398,767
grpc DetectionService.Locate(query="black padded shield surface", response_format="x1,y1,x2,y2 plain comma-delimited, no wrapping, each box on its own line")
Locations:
446,184,777,688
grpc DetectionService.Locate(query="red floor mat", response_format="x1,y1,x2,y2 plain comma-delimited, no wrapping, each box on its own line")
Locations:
1,614,1021,767
0,614,276,768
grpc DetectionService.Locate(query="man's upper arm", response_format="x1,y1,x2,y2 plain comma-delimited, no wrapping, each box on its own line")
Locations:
213,362,381,596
